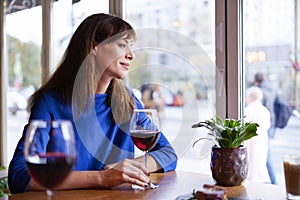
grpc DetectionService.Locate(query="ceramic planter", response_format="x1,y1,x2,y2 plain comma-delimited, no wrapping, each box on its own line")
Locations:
210,145,248,186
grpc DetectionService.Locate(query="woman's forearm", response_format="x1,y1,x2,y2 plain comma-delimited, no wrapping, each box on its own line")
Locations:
27,159,151,191
28,170,101,191
104,155,161,173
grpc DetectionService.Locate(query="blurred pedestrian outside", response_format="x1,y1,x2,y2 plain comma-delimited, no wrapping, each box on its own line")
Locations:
253,72,278,184
141,83,165,113
244,86,270,183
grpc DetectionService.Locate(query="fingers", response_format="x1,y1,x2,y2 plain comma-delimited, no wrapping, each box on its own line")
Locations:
118,159,150,183
104,159,151,188
124,159,149,176
125,169,150,184
124,173,151,188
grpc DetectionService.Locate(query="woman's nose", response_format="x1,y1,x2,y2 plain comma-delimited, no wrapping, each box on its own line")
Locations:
125,50,135,60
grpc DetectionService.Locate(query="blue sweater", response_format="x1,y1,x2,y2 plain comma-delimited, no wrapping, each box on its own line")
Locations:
8,91,177,193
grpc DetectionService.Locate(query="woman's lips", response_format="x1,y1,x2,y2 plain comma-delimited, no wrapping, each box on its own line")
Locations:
120,62,130,70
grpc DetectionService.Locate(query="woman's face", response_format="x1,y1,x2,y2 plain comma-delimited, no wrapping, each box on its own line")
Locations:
95,35,135,80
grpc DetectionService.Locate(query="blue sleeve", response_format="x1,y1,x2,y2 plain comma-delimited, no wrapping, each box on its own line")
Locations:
29,93,52,120
8,94,51,193
134,96,178,172
8,128,31,194
148,134,178,172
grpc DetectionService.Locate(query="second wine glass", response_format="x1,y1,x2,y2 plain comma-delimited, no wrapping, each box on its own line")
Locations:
24,120,77,200
129,109,161,189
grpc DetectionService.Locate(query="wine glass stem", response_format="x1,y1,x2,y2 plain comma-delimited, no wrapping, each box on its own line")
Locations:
144,151,148,169
46,189,53,200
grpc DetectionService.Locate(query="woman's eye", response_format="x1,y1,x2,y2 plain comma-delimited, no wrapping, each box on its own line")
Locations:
118,43,126,48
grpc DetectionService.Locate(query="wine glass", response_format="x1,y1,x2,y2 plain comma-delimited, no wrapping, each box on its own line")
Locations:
24,120,77,200
129,109,161,189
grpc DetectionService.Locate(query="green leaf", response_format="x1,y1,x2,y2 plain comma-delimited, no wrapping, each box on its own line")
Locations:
218,138,231,148
0,167,10,197
215,115,223,124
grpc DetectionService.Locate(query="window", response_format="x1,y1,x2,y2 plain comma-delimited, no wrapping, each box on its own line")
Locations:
243,0,297,185
244,0,295,104
6,2,42,164
4,0,108,165
125,0,217,174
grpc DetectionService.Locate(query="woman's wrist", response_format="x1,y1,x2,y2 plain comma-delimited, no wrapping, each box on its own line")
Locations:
64,170,105,189
94,170,105,188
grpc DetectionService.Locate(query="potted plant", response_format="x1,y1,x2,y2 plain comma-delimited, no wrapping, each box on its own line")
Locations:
0,166,10,198
192,115,259,186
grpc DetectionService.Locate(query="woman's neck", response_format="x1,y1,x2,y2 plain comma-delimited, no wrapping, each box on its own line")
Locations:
96,77,112,94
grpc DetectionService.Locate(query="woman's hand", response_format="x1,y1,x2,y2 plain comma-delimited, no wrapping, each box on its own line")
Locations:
100,159,150,188
28,159,152,191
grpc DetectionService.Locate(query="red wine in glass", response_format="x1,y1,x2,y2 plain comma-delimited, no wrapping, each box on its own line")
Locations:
130,130,160,152
26,153,76,189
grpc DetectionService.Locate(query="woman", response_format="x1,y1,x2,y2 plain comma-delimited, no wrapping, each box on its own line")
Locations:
8,13,177,193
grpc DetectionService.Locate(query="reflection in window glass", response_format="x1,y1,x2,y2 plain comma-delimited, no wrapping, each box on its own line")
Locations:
125,0,216,174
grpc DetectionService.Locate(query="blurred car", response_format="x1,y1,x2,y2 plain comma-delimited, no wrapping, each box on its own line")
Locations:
160,88,185,107
7,90,28,115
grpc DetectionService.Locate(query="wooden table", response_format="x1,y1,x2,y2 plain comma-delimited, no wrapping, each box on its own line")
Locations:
8,170,285,200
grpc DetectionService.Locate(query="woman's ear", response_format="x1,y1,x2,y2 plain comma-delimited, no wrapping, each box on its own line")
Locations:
92,41,99,55
92,48,97,56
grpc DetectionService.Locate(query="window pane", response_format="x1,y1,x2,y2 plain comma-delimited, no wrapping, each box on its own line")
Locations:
125,0,216,174
244,1,294,101
243,0,297,185
6,4,42,164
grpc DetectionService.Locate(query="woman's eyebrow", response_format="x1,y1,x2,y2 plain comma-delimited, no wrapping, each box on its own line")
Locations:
121,38,134,46
122,38,131,43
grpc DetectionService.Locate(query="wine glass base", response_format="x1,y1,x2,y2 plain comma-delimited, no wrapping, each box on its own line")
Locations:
46,189,54,200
